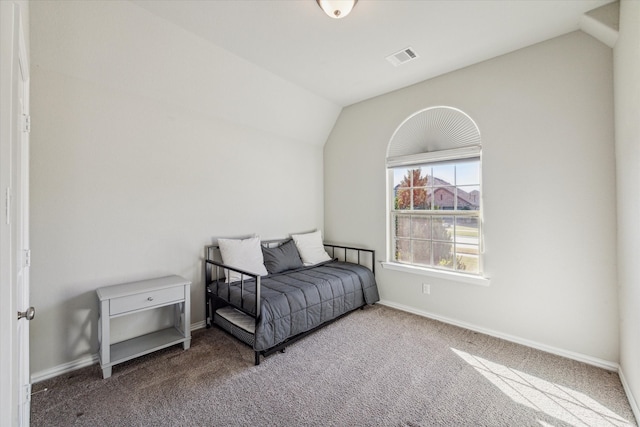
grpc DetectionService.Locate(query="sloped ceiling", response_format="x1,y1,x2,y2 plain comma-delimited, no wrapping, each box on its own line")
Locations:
132,0,615,107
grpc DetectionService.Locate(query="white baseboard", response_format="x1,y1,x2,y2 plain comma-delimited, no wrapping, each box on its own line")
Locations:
619,368,640,424
31,321,207,384
31,353,100,384
378,299,619,371
190,320,206,331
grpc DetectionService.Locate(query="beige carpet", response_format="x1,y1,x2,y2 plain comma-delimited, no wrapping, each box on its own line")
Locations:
31,304,636,426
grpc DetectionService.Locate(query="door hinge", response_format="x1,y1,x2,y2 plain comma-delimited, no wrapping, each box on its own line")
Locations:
24,249,31,267
23,115,30,133
25,384,32,402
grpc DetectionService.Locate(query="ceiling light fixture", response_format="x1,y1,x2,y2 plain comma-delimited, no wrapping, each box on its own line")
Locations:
316,0,358,19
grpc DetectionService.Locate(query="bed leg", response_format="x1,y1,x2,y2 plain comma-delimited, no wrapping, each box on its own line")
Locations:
280,348,286,353
254,352,260,366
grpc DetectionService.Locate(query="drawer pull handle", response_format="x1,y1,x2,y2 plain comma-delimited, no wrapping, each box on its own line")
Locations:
147,297,154,301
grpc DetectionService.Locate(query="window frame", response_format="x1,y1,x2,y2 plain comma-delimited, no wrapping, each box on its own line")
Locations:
385,147,487,283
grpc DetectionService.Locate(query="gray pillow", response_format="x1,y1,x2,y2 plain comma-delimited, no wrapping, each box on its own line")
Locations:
262,240,304,274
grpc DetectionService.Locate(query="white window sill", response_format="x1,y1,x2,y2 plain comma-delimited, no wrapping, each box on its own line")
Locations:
381,262,490,287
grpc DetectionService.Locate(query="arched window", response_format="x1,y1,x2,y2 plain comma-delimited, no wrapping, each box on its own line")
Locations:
386,107,483,277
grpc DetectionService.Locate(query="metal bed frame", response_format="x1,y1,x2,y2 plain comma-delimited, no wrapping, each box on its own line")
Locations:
204,241,375,365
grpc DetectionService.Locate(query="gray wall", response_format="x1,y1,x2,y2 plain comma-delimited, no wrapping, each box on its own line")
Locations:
614,0,640,415
325,31,619,364
29,1,339,375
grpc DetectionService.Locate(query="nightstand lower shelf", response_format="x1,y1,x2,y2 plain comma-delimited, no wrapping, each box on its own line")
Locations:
104,327,189,368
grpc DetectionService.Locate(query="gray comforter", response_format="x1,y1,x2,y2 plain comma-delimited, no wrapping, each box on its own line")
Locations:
212,260,379,351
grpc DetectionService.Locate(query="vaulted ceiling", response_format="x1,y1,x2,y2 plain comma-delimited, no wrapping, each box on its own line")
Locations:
132,0,615,107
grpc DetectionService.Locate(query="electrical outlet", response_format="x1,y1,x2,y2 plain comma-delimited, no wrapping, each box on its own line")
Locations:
422,283,431,295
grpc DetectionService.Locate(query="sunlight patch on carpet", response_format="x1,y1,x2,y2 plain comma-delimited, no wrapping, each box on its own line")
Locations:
451,348,633,427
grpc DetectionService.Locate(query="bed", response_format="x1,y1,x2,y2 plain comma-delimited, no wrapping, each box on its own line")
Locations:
204,233,379,365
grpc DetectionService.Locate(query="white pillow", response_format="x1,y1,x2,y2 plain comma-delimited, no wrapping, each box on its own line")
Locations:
218,236,268,283
291,230,332,266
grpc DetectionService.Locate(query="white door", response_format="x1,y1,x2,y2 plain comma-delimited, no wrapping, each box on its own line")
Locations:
15,14,32,425
0,3,32,425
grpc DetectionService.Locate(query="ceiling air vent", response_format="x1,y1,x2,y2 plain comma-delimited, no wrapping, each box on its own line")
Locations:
386,47,419,67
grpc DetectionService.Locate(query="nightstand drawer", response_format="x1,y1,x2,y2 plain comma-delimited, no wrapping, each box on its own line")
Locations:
110,286,184,315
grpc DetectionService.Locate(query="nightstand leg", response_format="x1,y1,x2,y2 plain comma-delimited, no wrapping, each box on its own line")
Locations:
102,366,112,379
99,300,111,377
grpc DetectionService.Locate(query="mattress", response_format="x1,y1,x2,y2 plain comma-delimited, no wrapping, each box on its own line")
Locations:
211,260,379,351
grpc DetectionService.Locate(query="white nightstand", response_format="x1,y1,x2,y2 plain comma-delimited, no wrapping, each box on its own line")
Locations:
97,275,191,379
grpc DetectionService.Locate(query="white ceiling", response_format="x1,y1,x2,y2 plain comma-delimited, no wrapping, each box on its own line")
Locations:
132,0,614,107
